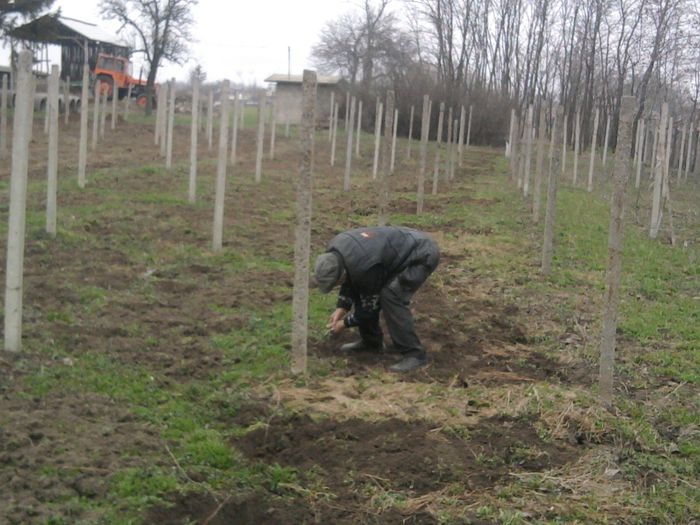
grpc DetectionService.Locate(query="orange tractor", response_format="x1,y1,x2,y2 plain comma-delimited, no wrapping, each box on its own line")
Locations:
93,53,152,108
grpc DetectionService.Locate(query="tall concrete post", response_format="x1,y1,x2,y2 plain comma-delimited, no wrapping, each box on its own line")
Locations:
677,123,686,183
344,91,350,131
91,81,101,150
602,114,611,167
111,78,118,130
212,80,230,252
588,107,600,192
78,64,89,188
166,78,176,170
523,105,534,196
466,105,472,148
343,96,356,191
189,78,199,203
0,75,7,159
450,119,458,180
355,99,363,157
125,83,132,120
390,108,398,173
207,89,214,151
650,103,668,239
328,90,335,142
542,105,562,277
510,114,520,183
372,101,382,178
330,102,339,166
599,95,636,407
406,104,415,160
378,91,395,226
445,107,453,181
155,84,163,145
254,93,266,183
458,105,466,166
269,98,277,160
64,76,70,126
230,93,239,165
533,104,547,223
4,51,33,353
432,102,445,195
46,65,60,237
159,84,168,157
635,120,645,188
99,88,108,138
291,70,317,376
561,112,568,175
684,123,693,180
417,95,431,214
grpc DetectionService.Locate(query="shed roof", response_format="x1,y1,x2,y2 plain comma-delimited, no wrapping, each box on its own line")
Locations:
10,14,128,49
265,74,344,86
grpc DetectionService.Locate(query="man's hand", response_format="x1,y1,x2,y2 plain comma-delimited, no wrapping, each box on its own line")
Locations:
329,308,347,325
327,308,347,335
328,319,346,335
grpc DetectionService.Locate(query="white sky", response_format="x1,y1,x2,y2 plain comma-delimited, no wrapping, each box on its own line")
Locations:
3,0,357,84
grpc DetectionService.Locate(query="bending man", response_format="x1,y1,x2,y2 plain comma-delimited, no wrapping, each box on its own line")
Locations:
314,226,440,372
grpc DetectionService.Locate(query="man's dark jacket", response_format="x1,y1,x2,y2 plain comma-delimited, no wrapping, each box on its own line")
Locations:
326,227,435,327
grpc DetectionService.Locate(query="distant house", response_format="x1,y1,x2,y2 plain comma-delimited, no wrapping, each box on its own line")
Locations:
264,73,345,126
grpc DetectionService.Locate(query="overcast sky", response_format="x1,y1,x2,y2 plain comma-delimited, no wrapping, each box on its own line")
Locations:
3,0,358,84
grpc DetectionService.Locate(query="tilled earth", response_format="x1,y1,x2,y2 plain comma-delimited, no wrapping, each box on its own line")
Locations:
0,113,595,524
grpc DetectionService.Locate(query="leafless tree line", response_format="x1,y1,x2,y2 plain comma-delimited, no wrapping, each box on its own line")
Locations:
312,0,700,158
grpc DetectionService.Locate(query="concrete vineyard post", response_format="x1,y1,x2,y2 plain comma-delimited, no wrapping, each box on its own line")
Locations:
677,124,686,184
111,78,117,130
506,108,515,158
207,89,214,151
635,120,645,188
588,107,599,192
533,104,546,223
458,105,466,166
64,76,70,125
372,101,382,178
4,51,33,353
355,99,363,158
255,93,265,183
602,114,611,168
230,93,239,165
291,70,317,375
407,104,415,160
154,85,162,145
330,102,339,167
445,107,453,181
541,105,562,276
523,105,534,196
599,95,636,407
0,75,7,159
91,80,101,150
212,80,230,252
344,91,349,131
159,85,168,157
416,95,430,214
573,109,581,185
510,114,520,183
269,98,277,160
684,124,693,181
466,105,472,149
450,119,458,180
99,89,108,138
166,78,176,170
378,91,395,226
328,91,334,141
390,108,398,174
561,112,568,175
125,83,132,120
46,65,60,237
650,103,668,239
343,96,356,191
189,78,199,203
432,102,445,195
78,64,89,188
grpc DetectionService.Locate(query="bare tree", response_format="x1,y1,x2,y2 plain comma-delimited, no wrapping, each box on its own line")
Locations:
100,0,198,115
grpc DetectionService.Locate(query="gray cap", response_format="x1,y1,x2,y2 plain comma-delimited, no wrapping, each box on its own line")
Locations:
314,252,342,293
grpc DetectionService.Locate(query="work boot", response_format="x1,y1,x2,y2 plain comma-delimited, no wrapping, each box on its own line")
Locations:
339,340,383,353
389,355,427,372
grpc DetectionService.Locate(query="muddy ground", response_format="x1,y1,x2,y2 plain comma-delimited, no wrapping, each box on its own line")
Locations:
0,112,662,524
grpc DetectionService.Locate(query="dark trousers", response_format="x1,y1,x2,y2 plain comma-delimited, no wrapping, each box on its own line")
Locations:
357,238,440,358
